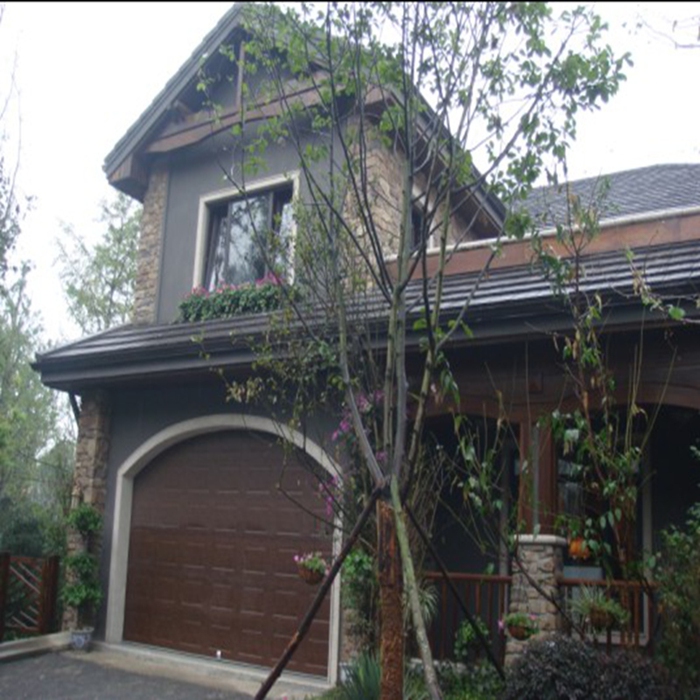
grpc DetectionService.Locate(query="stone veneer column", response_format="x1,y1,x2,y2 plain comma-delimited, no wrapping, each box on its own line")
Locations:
132,164,169,325
505,534,566,664
62,391,112,631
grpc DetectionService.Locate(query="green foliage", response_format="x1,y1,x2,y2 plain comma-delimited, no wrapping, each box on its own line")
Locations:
62,506,103,629
439,661,505,700
0,263,73,557
57,193,140,334
504,635,672,700
176,278,291,322
67,504,102,538
454,617,490,663
570,585,630,631
339,652,381,700
294,550,328,575
655,501,700,697
342,548,379,653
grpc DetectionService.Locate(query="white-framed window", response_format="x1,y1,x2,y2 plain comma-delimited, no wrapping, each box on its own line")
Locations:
193,173,299,290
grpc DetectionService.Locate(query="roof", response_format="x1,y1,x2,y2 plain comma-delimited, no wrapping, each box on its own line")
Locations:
524,163,700,225
34,237,700,391
103,3,244,177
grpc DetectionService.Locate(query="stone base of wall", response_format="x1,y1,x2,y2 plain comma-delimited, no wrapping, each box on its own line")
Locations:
62,391,111,631
505,534,566,665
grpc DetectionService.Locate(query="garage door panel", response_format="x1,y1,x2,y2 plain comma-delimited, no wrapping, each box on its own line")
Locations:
124,430,331,676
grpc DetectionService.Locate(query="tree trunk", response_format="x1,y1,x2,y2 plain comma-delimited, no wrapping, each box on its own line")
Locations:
377,499,403,700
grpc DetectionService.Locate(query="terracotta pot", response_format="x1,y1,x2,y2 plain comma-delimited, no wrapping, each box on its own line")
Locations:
568,537,590,560
297,565,323,585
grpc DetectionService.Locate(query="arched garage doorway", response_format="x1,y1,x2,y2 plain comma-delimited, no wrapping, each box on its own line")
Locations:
106,416,340,680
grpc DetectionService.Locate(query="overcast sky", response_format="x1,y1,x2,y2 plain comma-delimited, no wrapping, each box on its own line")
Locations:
1,2,699,343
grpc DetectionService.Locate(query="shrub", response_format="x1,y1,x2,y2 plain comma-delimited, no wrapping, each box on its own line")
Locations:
440,660,505,700
504,635,673,700
339,652,381,700
598,651,674,700
655,501,700,698
67,503,102,538
342,548,378,652
454,617,490,663
504,635,599,700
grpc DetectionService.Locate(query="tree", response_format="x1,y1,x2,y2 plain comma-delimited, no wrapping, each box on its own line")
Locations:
0,262,74,555
198,4,630,697
57,193,140,335
0,3,21,283
0,6,74,555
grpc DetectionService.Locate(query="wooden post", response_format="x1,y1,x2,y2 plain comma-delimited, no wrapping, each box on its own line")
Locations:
518,423,557,535
39,556,60,634
0,552,9,642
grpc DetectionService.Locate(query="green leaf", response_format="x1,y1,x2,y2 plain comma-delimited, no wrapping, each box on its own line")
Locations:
668,305,686,321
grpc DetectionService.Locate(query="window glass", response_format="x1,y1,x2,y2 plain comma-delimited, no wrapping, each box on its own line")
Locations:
205,186,293,290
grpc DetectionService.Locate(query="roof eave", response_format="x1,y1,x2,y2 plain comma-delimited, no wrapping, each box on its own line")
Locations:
103,3,245,189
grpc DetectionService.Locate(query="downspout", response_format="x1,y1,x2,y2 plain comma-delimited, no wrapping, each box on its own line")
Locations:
69,393,81,426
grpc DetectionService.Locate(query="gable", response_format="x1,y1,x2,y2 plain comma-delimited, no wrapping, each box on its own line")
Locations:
104,3,245,200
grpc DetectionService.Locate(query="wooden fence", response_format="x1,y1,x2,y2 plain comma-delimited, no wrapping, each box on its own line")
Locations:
0,553,60,642
424,570,657,664
424,571,511,663
559,576,658,654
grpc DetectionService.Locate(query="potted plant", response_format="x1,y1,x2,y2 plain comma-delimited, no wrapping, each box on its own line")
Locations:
294,551,328,585
62,504,103,650
501,612,539,640
571,586,630,631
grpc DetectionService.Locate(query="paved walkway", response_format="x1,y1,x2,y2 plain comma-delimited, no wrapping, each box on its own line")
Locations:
0,650,320,700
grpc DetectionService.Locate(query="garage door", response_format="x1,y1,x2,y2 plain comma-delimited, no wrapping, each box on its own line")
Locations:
123,430,331,676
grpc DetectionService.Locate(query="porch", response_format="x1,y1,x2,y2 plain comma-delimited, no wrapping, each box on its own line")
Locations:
425,570,659,665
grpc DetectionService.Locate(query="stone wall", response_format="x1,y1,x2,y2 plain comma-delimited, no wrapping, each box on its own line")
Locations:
63,391,112,631
341,125,475,273
133,164,169,325
505,534,566,664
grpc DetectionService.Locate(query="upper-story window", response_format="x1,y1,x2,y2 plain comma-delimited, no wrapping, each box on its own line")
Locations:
195,176,297,291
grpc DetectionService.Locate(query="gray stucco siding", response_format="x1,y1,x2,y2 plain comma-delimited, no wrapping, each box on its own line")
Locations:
156,130,337,323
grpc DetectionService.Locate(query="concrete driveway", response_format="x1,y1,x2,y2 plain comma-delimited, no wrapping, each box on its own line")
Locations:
0,647,325,700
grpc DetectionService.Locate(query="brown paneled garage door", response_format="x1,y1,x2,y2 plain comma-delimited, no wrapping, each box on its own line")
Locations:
123,430,331,677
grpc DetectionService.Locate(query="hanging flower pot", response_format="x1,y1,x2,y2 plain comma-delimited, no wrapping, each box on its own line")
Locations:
589,606,615,630
297,564,324,585
507,624,531,641
293,552,328,585
502,612,539,640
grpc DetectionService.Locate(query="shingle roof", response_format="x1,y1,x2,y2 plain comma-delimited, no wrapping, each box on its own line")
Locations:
34,236,700,391
524,163,700,225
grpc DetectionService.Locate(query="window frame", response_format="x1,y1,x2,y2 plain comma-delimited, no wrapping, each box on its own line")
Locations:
192,172,300,289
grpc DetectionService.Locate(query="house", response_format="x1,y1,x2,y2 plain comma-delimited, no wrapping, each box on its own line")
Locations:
33,1,700,683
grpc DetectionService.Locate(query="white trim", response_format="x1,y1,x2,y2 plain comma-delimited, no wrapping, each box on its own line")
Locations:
192,171,301,289
105,413,341,685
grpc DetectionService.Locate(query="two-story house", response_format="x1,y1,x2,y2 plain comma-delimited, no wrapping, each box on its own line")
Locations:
34,1,700,684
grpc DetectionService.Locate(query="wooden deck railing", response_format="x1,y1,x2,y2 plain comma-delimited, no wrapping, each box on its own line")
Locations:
558,576,658,653
424,571,511,662
0,553,60,642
